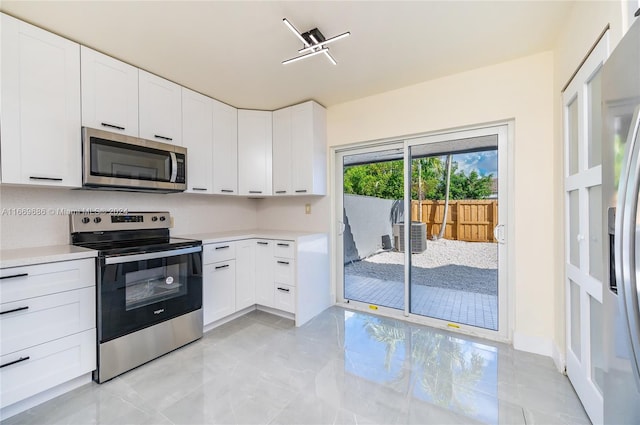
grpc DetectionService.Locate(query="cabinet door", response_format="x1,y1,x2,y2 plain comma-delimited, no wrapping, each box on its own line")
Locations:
235,240,256,311
139,69,182,145
254,240,275,308
1,14,81,187
238,110,272,196
203,261,236,325
272,106,293,195
80,46,138,137
212,99,238,195
182,88,213,194
291,101,327,195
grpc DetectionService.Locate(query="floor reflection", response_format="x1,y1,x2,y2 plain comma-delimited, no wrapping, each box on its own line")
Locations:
344,310,498,423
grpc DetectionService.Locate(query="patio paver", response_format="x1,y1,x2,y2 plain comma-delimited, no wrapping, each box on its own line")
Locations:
344,273,498,330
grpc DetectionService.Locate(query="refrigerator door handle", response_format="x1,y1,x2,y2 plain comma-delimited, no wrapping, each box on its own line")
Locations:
615,104,640,388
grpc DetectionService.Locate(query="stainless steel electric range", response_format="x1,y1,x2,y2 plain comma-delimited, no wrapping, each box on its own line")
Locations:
70,212,203,383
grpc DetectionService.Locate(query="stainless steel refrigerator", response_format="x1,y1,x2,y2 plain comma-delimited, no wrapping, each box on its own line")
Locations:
602,17,640,425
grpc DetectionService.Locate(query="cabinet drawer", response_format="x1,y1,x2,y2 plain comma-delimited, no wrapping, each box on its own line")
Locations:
0,259,95,304
273,240,294,259
0,287,95,356
0,328,96,409
274,284,295,314
274,258,295,286
203,242,236,264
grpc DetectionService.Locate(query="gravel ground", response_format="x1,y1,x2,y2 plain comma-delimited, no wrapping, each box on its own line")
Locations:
345,239,498,295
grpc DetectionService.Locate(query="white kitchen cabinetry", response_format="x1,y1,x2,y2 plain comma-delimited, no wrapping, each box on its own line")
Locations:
203,242,236,325
273,240,295,314
80,46,139,137
0,13,81,188
238,110,272,196
0,259,96,414
235,240,255,310
139,69,182,145
182,88,213,194
272,101,326,196
213,100,239,195
254,239,275,308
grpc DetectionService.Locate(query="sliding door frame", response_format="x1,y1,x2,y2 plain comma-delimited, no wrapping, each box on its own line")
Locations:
331,120,514,343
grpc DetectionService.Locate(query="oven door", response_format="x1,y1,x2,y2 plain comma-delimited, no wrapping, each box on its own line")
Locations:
98,245,202,343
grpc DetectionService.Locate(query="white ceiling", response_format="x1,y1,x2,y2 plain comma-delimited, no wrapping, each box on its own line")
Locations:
1,1,575,110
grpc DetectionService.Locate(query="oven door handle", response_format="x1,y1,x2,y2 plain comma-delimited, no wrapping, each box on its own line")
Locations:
104,246,201,265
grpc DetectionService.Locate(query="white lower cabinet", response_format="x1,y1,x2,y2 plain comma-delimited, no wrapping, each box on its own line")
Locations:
203,260,236,325
235,240,255,311
0,258,96,412
274,284,295,313
254,240,275,308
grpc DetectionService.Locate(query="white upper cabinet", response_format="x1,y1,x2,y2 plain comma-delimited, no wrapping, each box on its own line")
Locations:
238,109,272,196
182,88,213,194
212,100,238,195
80,46,138,137
139,69,182,145
272,101,327,195
0,13,81,188
272,107,293,195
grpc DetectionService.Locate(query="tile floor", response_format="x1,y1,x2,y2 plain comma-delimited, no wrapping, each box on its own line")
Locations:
345,274,498,330
3,307,590,425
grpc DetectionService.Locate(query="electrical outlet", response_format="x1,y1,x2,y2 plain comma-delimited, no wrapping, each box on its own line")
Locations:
305,204,311,214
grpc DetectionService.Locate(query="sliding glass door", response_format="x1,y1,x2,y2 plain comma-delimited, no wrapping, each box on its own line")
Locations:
336,124,509,338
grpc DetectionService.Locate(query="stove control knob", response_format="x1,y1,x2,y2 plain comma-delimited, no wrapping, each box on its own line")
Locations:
94,217,102,224
82,217,90,224
151,216,158,222
159,216,166,222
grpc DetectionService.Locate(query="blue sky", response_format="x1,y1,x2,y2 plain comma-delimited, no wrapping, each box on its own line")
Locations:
448,150,498,177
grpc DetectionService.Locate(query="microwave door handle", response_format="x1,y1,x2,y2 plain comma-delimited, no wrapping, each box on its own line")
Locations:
615,104,640,389
170,152,178,183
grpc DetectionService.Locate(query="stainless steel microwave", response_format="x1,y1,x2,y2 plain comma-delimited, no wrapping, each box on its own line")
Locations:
82,127,187,193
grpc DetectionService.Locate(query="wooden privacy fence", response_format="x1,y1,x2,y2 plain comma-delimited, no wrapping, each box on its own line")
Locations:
410,199,498,242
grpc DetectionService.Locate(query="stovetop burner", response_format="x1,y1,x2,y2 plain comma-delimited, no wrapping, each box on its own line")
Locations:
70,211,201,256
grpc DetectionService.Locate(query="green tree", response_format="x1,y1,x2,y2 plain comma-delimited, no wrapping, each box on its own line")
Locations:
344,156,493,200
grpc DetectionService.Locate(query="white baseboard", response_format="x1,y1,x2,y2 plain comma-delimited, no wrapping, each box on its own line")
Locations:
513,331,554,358
551,340,566,373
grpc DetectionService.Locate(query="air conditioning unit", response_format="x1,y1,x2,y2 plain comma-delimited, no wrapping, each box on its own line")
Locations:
392,222,427,253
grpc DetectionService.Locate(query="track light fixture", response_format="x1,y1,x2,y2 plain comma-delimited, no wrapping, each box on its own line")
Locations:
282,18,350,65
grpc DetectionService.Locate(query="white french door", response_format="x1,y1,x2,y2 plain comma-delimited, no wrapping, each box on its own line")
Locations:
562,31,609,425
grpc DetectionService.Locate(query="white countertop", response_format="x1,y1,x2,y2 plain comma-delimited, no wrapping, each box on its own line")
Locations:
177,229,324,245
0,245,98,269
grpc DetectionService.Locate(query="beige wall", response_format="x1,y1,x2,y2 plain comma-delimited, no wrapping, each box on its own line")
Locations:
552,1,629,365
258,51,558,352
0,186,258,249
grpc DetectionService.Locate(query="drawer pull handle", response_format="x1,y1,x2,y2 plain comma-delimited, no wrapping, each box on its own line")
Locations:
295,190,307,193
257,242,269,245
248,191,262,194
275,190,287,194
192,187,208,191
101,122,125,131
215,246,230,250
215,264,230,270
221,189,234,193
0,273,28,280
277,261,290,265
0,306,29,315
277,287,290,293
154,134,173,141
277,243,290,247
29,176,63,181
0,356,30,369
